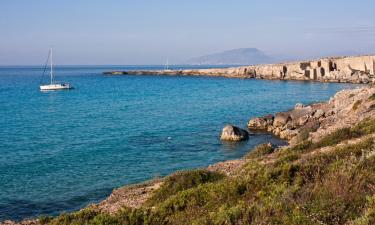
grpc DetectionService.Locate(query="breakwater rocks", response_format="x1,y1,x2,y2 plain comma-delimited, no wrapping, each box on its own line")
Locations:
104,55,375,84
248,86,375,145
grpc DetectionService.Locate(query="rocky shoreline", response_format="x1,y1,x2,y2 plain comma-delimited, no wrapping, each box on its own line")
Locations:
248,86,375,145
4,85,375,224
104,55,375,84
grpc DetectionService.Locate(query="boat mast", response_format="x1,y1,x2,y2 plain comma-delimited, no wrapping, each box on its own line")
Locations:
165,58,169,70
50,48,53,84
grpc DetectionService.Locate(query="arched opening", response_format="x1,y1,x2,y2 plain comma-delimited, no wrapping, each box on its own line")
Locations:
244,68,248,75
283,66,288,76
300,62,311,70
321,68,325,76
329,61,337,72
313,69,317,79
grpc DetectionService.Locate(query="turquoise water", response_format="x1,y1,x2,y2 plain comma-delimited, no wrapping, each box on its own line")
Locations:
0,66,358,221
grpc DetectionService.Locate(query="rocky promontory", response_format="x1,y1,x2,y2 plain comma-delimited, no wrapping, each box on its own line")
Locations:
248,87,375,145
104,55,375,84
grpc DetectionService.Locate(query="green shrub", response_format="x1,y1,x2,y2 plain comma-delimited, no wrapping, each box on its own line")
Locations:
297,117,375,152
246,143,274,159
39,215,53,224
353,100,363,111
369,93,375,101
147,169,225,205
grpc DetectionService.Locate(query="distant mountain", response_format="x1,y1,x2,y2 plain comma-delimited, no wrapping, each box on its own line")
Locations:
186,48,274,65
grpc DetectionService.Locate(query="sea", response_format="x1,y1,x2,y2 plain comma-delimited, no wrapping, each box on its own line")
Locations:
0,65,359,221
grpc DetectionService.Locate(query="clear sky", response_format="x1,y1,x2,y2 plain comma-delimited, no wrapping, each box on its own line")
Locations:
1,0,375,65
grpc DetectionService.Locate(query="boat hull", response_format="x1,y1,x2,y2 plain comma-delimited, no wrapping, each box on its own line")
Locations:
40,83,72,91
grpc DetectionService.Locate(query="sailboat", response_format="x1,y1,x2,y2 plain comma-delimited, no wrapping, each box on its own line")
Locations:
40,48,72,91
163,58,172,72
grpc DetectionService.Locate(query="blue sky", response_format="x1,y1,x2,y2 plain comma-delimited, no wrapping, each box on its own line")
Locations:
0,0,375,65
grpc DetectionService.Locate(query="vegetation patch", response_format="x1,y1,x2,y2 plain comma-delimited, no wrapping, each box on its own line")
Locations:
352,100,362,111
288,117,375,154
369,93,375,101
245,143,274,159
147,169,225,205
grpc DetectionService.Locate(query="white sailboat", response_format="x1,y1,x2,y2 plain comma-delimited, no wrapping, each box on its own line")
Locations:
163,58,172,72
40,48,72,91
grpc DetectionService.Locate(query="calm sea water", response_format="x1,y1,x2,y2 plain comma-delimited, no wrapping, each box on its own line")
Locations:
0,65,358,221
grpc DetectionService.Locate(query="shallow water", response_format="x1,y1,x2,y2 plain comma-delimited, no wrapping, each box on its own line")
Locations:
0,65,359,220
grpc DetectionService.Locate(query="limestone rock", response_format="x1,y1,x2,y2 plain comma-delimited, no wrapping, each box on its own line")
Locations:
289,106,313,120
246,87,375,145
248,114,274,130
295,103,305,109
279,129,299,140
297,115,310,126
314,109,325,119
274,112,290,127
220,125,249,142
248,117,267,130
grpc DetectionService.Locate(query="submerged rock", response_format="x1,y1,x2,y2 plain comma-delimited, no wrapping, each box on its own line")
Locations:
220,125,249,142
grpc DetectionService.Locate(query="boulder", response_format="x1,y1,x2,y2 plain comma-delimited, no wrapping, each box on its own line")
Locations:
289,106,313,120
279,129,299,140
263,114,274,124
220,125,249,142
295,103,305,109
248,117,267,130
248,114,273,130
302,120,320,132
297,114,310,126
273,112,290,127
314,109,325,119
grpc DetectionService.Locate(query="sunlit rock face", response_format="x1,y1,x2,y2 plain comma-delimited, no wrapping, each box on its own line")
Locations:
220,125,249,142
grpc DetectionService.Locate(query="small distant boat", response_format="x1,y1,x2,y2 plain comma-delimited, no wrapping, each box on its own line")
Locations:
40,48,72,91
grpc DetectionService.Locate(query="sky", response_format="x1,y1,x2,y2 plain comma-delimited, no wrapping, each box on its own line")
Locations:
0,0,375,65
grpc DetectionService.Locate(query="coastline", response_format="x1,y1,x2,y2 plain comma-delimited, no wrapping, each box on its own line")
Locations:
87,84,375,214
104,55,375,84
5,84,375,224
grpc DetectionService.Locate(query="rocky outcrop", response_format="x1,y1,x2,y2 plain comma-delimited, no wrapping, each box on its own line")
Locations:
104,55,375,84
247,114,273,130
248,87,375,145
220,125,249,142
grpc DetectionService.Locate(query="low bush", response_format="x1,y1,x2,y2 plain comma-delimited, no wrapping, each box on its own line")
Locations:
353,100,362,111
147,169,225,205
369,93,375,101
245,143,274,159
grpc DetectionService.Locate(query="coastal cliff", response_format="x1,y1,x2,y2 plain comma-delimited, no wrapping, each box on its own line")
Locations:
6,86,375,224
105,55,375,84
